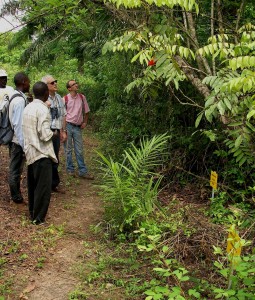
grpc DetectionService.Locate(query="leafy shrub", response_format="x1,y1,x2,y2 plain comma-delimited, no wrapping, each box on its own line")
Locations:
97,134,169,233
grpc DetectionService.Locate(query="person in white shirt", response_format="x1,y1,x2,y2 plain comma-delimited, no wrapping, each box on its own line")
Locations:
9,72,30,203
22,81,57,225
0,69,14,104
41,75,67,193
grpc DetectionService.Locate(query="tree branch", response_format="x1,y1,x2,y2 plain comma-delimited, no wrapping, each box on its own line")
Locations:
186,12,212,76
174,55,211,99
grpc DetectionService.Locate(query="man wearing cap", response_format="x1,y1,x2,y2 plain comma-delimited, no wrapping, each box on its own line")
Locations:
0,69,14,104
41,75,67,193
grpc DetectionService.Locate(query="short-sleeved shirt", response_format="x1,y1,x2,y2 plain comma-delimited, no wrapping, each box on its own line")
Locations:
64,93,90,126
48,93,66,130
22,99,57,165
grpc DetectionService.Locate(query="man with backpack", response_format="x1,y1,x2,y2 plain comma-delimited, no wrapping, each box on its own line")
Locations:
0,69,15,145
0,69,14,103
8,72,30,204
64,80,94,179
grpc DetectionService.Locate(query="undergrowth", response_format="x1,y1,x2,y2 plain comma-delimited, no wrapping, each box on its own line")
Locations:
67,134,255,299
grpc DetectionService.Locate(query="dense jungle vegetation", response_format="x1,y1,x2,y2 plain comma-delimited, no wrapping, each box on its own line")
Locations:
1,0,255,299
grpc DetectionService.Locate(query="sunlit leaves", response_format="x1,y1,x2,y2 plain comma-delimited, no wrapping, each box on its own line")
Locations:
229,56,255,70
197,42,234,59
105,0,199,13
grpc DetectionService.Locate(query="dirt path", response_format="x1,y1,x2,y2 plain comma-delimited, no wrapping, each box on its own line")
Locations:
0,130,108,300
25,180,103,300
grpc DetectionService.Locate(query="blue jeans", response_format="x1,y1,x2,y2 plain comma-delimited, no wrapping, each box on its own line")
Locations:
65,123,88,176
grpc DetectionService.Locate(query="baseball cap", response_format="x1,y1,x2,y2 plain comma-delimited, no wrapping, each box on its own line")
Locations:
0,69,8,77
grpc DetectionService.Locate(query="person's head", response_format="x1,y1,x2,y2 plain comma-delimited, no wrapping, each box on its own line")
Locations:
66,80,78,93
41,75,58,95
14,72,30,93
33,82,49,102
0,69,8,88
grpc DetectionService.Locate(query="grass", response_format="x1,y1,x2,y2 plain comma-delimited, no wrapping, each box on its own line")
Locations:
0,252,13,297
69,237,148,300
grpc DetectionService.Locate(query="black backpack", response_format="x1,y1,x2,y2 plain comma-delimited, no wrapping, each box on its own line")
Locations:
0,92,25,145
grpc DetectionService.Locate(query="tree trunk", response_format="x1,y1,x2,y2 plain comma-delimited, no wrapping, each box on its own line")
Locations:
174,55,211,98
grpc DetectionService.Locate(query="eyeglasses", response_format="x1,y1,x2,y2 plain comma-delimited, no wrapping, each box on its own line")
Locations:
70,82,78,87
48,80,58,85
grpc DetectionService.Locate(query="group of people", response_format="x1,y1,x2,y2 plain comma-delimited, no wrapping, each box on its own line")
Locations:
0,69,94,225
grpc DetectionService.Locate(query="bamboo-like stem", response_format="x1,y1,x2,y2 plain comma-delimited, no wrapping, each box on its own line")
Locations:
235,0,246,43
211,0,216,75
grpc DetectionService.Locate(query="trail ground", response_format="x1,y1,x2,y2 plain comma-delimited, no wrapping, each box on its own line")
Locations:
0,130,125,300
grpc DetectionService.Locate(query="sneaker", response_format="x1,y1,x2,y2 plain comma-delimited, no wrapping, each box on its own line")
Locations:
31,220,45,225
79,173,94,180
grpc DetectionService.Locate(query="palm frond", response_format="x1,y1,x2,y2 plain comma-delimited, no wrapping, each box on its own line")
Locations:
97,134,169,233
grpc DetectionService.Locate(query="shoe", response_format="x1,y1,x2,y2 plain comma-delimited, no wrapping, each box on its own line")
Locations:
67,172,76,177
31,220,45,225
79,173,94,180
13,198,24,204
52,186,66,194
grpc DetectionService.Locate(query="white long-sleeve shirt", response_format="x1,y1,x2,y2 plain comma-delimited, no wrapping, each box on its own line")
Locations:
22,99,57,165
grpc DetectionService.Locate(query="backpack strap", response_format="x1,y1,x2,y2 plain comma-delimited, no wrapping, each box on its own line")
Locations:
78,93,86,122
9,92,27,105
8,92,27,129
8,93,26,115
64,95,68,108
9,93,23,102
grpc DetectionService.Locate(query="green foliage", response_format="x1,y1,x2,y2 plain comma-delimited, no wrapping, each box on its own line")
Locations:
97,134,169,232
0,249,13,297
133,223,255,300
105,0,199,13
212,245,255,300
208,192,242,225
196,23,255,167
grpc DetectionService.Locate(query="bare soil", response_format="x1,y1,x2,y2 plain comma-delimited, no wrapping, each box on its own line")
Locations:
0,130,109,300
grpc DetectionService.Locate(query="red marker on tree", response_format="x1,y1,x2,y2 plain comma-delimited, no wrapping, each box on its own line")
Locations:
148,58,156,66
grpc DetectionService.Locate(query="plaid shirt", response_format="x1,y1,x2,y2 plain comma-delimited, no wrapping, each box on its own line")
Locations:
48,93,66,130
22,99,57,165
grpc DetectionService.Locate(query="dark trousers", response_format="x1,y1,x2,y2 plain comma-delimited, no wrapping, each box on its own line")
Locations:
27,158,52,224
51,130,60,189
9,142,25,202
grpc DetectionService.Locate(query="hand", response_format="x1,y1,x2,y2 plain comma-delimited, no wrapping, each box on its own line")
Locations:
46,100,51,108
60,131,67,143
81,122,86,129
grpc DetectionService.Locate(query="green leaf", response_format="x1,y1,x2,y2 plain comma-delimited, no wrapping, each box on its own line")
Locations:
239,156,247,166
247,110,255,120
235,135,243,148
195,112,203,128
188,289,201,298
223,97,232,110
156,53,169,68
